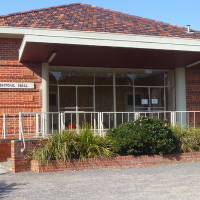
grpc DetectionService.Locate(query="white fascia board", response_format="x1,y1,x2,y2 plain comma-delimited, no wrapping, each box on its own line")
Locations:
13,26,200,61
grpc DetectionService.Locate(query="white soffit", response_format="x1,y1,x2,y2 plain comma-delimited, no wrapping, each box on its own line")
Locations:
2,26,197,61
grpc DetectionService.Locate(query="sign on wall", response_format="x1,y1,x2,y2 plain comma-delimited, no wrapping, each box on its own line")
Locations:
0,82,34,89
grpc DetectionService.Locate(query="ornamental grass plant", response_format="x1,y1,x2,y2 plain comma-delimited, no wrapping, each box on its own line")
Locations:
170,123,200,152
28,130,79,163
28,128,115,163
77,128,115,161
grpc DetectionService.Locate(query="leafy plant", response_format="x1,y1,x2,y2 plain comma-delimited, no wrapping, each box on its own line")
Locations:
106,116,178,155
170,123,200,152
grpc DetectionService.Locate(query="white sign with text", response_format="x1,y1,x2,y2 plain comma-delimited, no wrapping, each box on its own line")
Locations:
0,82,34,89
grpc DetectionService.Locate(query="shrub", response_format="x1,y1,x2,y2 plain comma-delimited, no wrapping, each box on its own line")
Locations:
170,123,200,152
106,116,177,155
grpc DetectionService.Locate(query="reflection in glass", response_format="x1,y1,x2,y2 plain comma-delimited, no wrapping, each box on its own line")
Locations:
135,87,149,111
59,86,76,109
150,88,164,109
165,71,173,86
115,69,133,85
116,86,133,112
49,66,58,84
95,86,113,112
95,68,113,85
49,86,58,130
134,69,164,86
58,67,94,85
77,87,93,110
165,87,173,111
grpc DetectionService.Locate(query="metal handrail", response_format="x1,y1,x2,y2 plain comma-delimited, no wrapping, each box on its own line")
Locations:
2,110,200,139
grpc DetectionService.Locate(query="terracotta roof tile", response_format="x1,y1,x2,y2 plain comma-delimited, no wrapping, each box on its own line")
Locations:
0,3,200,39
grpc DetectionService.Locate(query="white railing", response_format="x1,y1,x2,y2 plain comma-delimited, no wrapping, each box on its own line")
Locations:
61,111,102,134
2,111,200,140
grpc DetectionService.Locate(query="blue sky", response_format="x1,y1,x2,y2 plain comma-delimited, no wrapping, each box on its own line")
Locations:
1,0,200,31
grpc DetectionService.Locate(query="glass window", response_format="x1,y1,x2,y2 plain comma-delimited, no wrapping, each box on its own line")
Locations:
165,87,174,111
58,67,94,85
150,88,164,109
165,71,173,86
116,86,133,112
49,66,58,84
95,86,113,111
95,68,113,85
115,69,133,85
134,69,164,86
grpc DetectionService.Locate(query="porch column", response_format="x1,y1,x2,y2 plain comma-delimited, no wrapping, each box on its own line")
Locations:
175,68,186,125
42,63,49,135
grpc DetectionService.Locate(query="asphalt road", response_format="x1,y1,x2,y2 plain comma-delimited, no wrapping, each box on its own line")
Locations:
1,161,200,200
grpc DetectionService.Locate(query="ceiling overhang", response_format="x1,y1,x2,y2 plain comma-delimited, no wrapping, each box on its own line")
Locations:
18,29,200,69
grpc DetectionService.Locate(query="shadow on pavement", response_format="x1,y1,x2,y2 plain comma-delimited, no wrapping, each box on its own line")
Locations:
0,180,25,198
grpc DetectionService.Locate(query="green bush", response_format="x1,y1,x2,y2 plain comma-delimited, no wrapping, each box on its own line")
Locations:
28,129,115,163
170,123,200,152
106,116,178,155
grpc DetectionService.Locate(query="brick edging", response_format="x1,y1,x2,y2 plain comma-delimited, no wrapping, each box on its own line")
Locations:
31,152,200,173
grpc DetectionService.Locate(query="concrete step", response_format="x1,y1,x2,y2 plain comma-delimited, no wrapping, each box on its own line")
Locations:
0,160,12,171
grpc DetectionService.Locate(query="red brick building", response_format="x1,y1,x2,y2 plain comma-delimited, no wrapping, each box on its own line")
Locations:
1,3,200,136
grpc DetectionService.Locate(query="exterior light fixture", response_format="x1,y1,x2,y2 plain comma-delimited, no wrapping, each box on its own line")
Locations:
48,51,57,63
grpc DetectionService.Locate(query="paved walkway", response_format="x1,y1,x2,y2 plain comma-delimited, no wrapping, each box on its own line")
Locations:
1,161,200,200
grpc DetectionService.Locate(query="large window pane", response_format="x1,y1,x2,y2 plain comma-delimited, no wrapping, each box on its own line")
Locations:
95,68,113,85
116,86,133,112
150,88,164,109
78,87,93,110
59,86,76,109
165,71,173,86
58,67,94,85
115,69,133,85
49,66,58,84
95,86,113,112
165,87,174,111
134,69,164,86
135,87,149,111
49,85,59,130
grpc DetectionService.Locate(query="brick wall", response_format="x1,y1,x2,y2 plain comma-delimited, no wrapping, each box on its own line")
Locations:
11,140,41,173
31,152,200,173
0,139,11,162
185,69,200,111
185,69,200,124
0,38,42,136
9,139,200,173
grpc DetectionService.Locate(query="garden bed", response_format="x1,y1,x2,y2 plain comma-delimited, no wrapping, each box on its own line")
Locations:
31,152,200,173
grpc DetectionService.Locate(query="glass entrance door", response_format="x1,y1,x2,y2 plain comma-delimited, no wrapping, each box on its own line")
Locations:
134,87,165,112
59,86,94,129
59,86,94,112
134,87,149,112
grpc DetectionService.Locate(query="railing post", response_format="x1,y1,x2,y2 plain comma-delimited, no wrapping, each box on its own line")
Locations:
99,112,101,136
19,112,22,140
60,112,64,132
3,114,6,139
42,113,45,137
36,114,39,137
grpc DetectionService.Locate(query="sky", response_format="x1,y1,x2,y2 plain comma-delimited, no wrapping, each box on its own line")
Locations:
0,0,200,31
